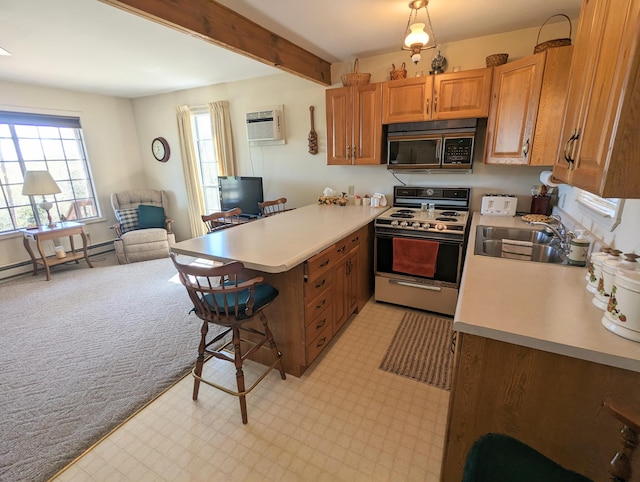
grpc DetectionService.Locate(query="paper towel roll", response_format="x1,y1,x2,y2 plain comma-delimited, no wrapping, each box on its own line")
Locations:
540,170,560,187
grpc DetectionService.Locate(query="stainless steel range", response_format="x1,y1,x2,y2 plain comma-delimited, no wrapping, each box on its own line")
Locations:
374,186,471,316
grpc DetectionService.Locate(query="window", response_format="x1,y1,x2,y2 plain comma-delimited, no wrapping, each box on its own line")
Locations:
191,111,221,214
576,189,624,231
0,111,99,233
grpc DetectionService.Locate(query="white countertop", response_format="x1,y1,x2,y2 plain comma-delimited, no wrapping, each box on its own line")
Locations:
455,213,640,372
171,203,387,273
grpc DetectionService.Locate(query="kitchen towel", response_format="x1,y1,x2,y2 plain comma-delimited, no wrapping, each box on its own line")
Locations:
392,238,439,278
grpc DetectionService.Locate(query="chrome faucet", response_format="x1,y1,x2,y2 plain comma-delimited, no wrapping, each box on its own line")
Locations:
529,216,574,251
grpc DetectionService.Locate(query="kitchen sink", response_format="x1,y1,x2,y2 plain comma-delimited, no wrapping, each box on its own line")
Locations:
475,225,553,244
474,225,567,265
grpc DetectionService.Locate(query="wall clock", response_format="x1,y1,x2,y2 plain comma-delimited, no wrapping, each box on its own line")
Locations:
151,137,170,162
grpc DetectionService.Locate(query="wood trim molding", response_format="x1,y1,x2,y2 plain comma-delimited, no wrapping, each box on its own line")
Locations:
100,0,331,86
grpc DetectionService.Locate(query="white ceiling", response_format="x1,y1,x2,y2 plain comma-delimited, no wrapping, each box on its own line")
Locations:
0,0,581,99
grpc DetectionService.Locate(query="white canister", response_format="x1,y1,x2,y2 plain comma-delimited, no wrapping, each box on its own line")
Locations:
593,252,635,309
54,246,66,259
586,249,611,294
602,268,640,342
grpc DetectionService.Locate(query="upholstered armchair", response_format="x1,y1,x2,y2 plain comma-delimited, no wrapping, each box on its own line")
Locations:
110,189,175,264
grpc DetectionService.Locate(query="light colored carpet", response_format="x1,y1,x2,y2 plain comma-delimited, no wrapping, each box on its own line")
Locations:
0,253,220,482
379,311,454,390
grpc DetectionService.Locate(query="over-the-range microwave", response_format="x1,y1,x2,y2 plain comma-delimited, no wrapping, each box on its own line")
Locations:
385,118,479,172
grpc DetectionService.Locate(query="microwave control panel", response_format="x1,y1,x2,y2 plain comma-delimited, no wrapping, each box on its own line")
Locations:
442,136,474,165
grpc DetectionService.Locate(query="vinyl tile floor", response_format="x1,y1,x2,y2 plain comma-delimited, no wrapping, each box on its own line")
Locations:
53,300,450,481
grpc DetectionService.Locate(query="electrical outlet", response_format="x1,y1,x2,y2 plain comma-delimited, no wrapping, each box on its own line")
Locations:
348,185,355,196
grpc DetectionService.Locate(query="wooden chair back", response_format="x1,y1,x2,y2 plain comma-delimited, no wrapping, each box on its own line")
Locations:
170,253,262,325
258,198,288,217
202,208,242,232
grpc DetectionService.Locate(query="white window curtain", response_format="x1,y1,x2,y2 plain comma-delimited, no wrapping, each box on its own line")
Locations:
176,105,207,238
176,101,236,238
209,101,236,177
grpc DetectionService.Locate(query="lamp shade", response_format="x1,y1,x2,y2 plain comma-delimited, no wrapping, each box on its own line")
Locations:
404,23,429,48
22,170,61,196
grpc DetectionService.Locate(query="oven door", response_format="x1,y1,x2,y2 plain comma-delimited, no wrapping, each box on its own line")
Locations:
374,231,463,286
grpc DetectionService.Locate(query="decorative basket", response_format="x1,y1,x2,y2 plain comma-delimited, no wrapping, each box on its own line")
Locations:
533,14,572,54
341,58,371,87
390,62,407,80
486,53,509,67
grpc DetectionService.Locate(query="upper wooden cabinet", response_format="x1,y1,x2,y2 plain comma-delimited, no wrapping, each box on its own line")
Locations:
325,83,383,165
382,68,492,124
485,46,572,165
553,0,640,198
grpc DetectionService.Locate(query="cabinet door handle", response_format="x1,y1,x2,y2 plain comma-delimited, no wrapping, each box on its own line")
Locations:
426,98,430,116
346,144,351,159
315,299,327,310
314,279,326,289
319,259,329,268
316,336,327,348
564,130,579,165
433,94,438,113
315,318,327,330
522,138,530,158
353,144,358,160
337,246,346,254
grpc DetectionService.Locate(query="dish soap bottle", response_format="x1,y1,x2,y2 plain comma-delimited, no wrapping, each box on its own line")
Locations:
567,230,591,267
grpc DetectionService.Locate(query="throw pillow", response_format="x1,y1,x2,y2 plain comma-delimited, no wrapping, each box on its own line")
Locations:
115,208,139,234
137,204,165,229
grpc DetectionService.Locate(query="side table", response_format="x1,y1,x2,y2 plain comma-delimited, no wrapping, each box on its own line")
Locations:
20,221,94,281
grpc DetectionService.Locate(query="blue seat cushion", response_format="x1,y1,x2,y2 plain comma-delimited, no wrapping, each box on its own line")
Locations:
201,283,278,320
463,433,592,482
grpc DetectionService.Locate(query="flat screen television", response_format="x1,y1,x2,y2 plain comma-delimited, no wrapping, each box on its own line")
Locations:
218,176,264,218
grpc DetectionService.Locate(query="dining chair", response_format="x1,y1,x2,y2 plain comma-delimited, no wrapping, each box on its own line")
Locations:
201,207,242,233
170,253,286,424
462,399,640,482
258,198,288,217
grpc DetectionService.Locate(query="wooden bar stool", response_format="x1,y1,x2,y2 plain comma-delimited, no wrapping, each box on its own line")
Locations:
170,253,286,424
258,198,289,217
201,208,242,233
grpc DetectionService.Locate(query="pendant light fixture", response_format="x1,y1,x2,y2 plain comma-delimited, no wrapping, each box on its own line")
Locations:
401,0,438,64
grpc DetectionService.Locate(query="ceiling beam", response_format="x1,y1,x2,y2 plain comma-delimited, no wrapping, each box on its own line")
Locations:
99,0,331,86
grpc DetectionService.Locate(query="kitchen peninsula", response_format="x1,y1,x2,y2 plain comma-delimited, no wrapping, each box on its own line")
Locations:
171,203,386,377
442,214,640,481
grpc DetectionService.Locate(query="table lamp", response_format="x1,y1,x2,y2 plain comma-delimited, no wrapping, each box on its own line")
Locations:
22,170,61,227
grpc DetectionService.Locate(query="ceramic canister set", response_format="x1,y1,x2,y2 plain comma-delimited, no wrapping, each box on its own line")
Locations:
586,248,640,342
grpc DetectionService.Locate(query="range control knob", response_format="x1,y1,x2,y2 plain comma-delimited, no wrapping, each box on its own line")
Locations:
400,221,409,227
412,222,421,228
422,223,431,229
391,220,399,226
436,223,446,231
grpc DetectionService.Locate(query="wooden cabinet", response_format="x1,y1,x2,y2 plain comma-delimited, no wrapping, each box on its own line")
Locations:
553,0,640,198
302,226,369,364
326,83,383,165
442,333,640,481
485,46,572,165
304,245,335,365
333,230,360,333
382,68,492,124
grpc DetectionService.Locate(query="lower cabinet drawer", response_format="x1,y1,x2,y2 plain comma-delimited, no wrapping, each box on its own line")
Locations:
305,287,332,321
306,318,333,365
306,303,333,340
305,271,332,300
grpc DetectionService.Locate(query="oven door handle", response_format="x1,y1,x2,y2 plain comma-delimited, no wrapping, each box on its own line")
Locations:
389,279,442,291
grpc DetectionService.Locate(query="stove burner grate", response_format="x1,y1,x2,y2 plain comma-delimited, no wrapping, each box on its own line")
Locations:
390,213,414,218
435,217,458,222
439,211,460,217
395,209,415,214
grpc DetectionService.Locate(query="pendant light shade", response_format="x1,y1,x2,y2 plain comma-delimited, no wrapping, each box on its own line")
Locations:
401,0,438,65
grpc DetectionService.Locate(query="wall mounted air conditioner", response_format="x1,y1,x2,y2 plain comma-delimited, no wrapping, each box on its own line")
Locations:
246,108,283,142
